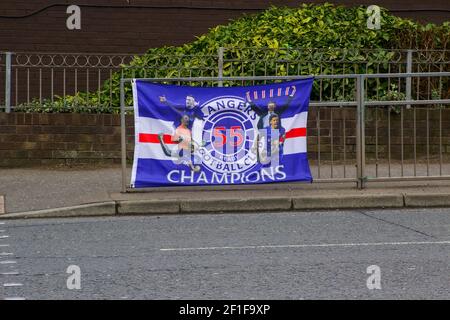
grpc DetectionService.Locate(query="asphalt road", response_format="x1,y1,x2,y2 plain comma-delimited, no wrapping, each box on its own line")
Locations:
1,208,450,300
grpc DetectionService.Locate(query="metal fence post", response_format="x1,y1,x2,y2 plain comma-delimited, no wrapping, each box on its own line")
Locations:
360,75,366,189
120,78,127,193
406,49,413,109
218,47,224,87
5,52,12,113
356,75,366,189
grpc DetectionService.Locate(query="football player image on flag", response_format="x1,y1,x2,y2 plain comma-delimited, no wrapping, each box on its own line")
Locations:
130,78,314,187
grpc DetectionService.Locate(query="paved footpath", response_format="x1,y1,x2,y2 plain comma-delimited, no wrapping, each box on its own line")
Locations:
0,166,118,214
1,165,450,219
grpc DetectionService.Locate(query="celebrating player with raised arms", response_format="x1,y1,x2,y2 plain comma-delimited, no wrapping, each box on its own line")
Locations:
245,85,296,129
157,114,201,172
257,113,286,166
159,94,205,146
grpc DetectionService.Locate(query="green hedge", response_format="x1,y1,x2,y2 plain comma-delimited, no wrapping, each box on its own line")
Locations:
16,3,450,113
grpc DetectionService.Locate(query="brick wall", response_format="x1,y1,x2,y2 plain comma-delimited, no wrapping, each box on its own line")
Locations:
1,110,449,167
0,113,134,166
0,0,448,53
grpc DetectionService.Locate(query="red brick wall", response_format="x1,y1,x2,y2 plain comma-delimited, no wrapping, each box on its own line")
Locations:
1,110,449,167
0,112,134,166
0,1,448,53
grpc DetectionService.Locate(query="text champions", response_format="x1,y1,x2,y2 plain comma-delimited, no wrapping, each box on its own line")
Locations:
167,165,287,184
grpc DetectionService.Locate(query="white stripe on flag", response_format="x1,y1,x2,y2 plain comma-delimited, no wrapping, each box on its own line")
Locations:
284,136,307,155
136,143,178,160
134,112,308,160
282,111,307,155
138,117,175,135
135,117,177,160
281,112,308,131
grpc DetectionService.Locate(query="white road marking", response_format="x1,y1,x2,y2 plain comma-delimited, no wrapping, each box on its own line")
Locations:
0,244,9,247
3,283,23,287
4,297,26,300
0,230,5,232
1,272,20,276
160,240,450,252
0,252,13,256
0,261,17,264
0,222,4,225
0,235,9,239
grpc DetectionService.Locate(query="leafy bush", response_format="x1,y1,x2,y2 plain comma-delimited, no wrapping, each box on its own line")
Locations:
16,3,450,113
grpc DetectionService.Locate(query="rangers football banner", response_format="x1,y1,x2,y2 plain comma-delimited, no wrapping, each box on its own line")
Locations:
131,78,314,187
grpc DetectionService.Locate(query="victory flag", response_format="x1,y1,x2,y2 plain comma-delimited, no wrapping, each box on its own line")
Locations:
131,78,314,187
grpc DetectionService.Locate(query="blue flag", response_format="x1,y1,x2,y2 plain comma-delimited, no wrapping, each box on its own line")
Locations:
131,78,314,187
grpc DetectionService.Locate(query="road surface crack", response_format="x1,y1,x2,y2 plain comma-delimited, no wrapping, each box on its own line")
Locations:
356,210,435,238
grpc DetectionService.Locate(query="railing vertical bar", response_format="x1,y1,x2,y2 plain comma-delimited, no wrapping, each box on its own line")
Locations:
387,63,391,94
342,63,346,101
438,64,443,176
356,75,363,189
319,65,323,101
63,68,66,106
218,47,224,87
365,63,369,95
426,107,430,176
15,68,18,107
376,64,380,99
253,61,256,86
241,61,244,86
75,68,78,94
388,106,391,177
406,49,412,109
109,69,112,108
330,108,334,178
264,60,268,84
401,105,404,177
416,63,421,100
427,64,431,100
375,107,379,177
27,68,30,104
39,68,42,104
98,69,101,105
120,79,127,193
439,106,442,176
330,63,334,100
343,108,346,178
317,106,321,179
360,75,366,188
413,107,417,176
4,52,11,113
74,68,78,108
51,68,54,103
439,63,443,99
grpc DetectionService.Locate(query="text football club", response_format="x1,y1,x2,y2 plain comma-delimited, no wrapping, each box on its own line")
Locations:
131,78,314,187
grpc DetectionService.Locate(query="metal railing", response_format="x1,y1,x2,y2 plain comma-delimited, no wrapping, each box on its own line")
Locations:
0,51,137,111
362,73,450,186
1,49,449,111
1,50,449,190
119,72,450,192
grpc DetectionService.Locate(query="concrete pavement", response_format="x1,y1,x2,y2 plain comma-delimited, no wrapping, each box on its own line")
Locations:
2,165,450,219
